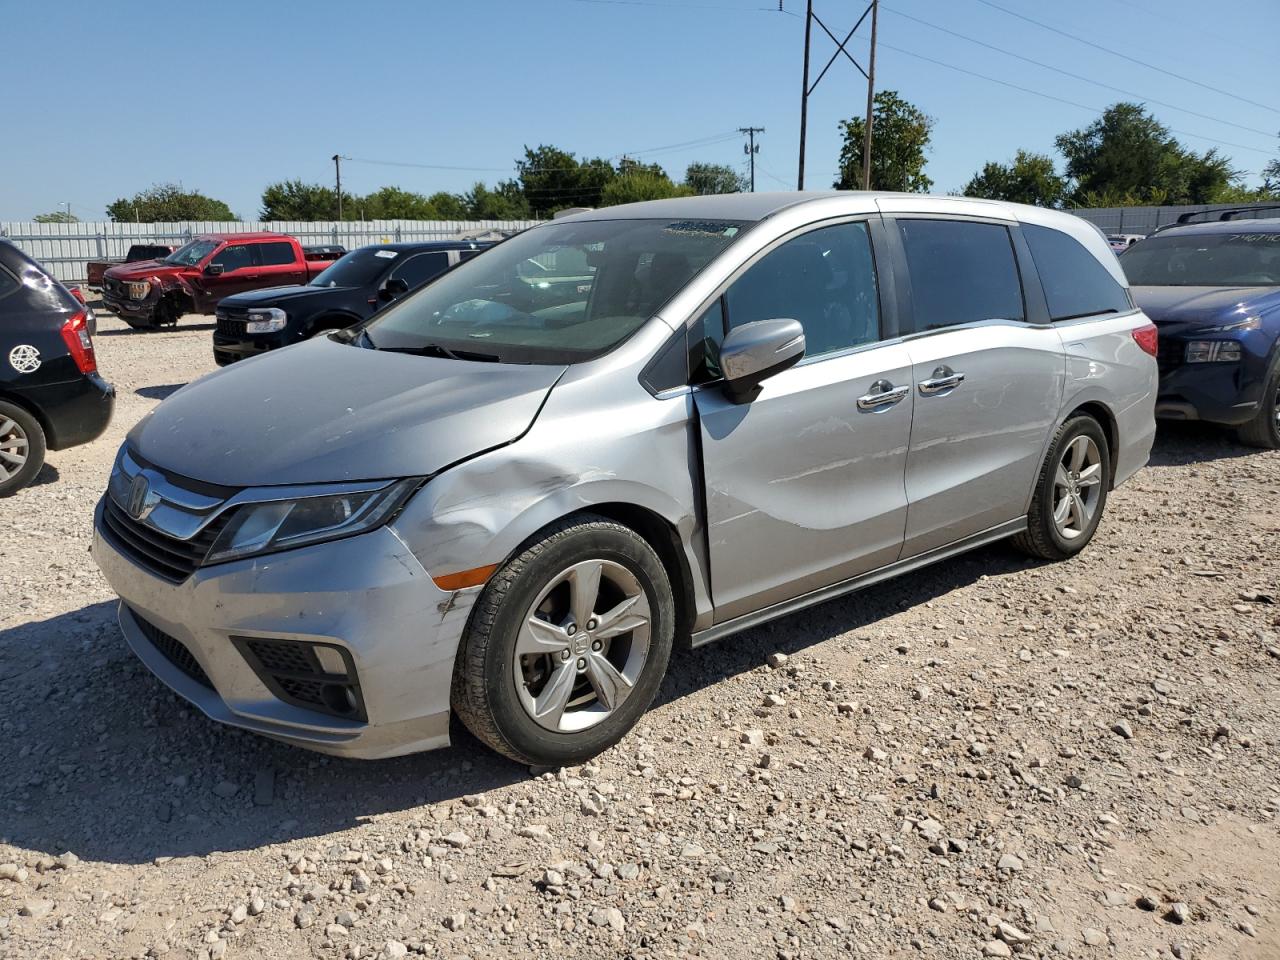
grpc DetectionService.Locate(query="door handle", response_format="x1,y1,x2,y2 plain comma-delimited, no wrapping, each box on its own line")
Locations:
918,371,965,394
857,381,910,410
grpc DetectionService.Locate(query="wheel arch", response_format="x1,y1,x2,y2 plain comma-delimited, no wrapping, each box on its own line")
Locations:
0,389,53,447
307,311,363,335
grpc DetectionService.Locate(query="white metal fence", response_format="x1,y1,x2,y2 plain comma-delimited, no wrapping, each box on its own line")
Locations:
1071,202,1280,235
0,219,543,283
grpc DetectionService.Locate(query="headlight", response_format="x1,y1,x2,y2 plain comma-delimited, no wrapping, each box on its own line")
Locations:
246,307,287,334
1185,341,1243,363
127,281,151,300
204,478,420,564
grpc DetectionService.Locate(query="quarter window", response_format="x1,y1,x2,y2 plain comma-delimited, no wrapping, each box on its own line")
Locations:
1024,224,1131,320
255,242,297,267
725,221,880,358
897,219,1024,331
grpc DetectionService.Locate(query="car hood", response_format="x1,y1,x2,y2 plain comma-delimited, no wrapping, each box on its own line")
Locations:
128,336,566,487
1131,285,1280,332
104,260,186,280
219,285,342,308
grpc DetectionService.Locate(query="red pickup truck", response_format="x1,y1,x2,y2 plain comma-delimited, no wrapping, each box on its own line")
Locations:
100,233,345,329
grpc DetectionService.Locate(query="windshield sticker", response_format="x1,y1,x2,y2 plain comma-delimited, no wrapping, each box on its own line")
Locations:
374,250,399,259
1229,234,1280,243
9,344,41,374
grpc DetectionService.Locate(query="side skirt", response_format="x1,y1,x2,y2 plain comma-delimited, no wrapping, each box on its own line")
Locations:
689,517,1027,649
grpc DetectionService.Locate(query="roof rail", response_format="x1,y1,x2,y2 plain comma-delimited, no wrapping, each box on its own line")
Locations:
1174,203,1280,225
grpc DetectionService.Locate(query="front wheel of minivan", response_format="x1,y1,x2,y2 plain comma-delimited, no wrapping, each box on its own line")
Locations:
1013,415,1111,562
451,515,675,767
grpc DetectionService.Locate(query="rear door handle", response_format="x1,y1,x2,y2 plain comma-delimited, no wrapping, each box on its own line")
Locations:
918,371,965,394
857,381,910,410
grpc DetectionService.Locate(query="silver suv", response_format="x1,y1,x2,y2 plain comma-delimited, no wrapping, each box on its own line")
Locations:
92,193,1158,766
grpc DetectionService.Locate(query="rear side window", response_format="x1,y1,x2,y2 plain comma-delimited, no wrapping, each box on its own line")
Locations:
1024,224,1131,320
725,221,880,358
898,220,1024,331
256,242,297,267
391,252,450,289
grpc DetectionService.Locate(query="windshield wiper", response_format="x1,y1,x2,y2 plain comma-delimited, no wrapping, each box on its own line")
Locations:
379,342,502,362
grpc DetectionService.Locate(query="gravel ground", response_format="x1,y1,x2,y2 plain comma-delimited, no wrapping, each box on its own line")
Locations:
2,310,1278,960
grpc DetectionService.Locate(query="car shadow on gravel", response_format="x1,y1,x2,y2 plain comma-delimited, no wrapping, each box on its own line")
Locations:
1147,421,1262,465
134,384,187,401
0,603,527,866
95,322,215,337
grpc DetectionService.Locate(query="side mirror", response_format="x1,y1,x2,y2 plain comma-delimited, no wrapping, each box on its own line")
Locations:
205,263,225,276
719,318,805,403
381,277,410,299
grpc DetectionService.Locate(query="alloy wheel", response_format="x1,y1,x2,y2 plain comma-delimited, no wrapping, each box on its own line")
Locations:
513,559,652,734
0,417,29,482
1052,435,1103,540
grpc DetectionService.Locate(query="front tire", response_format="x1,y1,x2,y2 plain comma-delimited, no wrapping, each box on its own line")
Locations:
451,515,675,766
1013,415,1110,561
1236,353,1280,449
0,401,47,497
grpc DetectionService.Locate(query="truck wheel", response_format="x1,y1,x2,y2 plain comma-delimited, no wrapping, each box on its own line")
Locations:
1013,415,1110,562
0,401,47,497
451,515,675,766
155,297,181,327
1236,354,1280,450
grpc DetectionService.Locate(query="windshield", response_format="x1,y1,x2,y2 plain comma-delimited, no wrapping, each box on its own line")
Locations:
1121,232,1280,286
164,239,219,266
310,247,400,288
363,218,747,363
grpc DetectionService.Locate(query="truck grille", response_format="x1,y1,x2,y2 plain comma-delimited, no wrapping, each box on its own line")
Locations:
130,609,214,690
215,307,248,337
100,495,226,582
103,277,128,299
1156,338,1183,376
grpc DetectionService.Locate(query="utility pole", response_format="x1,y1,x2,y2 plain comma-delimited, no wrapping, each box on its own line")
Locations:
798,0,813,189
739,127,764,192
797,0,878,191
332,154,343,221
861,0,878,190
59,201,71,221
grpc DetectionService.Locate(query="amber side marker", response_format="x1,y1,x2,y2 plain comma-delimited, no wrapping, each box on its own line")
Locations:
431,564,499,591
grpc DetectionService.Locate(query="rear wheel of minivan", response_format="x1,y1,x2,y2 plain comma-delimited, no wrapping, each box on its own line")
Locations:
0,400,47,497
451,516,675,766
1014,415,1110,561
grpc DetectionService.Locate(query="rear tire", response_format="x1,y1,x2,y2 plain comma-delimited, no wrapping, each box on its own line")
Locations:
451,515,675,767
1236,353,1280,450
1013,415,1110,561
0,401,47,497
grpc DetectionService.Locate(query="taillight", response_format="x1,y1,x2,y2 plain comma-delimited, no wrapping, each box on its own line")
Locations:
60,311,97,374
1132,323,1158,357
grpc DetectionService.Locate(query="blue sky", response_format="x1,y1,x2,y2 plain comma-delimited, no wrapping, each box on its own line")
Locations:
5,0,1277,221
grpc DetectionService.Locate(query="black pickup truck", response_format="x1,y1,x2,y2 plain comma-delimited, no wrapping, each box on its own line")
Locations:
212,240,491,365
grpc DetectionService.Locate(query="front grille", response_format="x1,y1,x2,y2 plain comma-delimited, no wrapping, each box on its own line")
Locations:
104,277,127,299
233,636,367,721
130,610,214,690
1157,338,1183,376
214,310,247,337
100,495,225,582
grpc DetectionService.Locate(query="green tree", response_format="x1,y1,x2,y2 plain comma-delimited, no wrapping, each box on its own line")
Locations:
518,145,616,216
358,186,433,219
260,180,338,220
1055,102,1241,205
684,162,745,195
107,183,237,222
600,171,694,207
962,150,1068,207
834,91,934,192
1260,138,1280,198
464,180,531,220
32,210,79,223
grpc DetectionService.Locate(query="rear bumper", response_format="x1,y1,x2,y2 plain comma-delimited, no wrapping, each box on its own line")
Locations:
91,498,476,759
24,372,115,450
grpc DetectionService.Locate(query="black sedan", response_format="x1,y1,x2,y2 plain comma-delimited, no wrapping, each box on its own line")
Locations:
0,240,114,495
212,240,493,366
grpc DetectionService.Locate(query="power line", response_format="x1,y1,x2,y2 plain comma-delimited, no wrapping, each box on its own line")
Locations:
858,34,1277,158
881,4,1275,141
566,0,783,10
972,0,1280,115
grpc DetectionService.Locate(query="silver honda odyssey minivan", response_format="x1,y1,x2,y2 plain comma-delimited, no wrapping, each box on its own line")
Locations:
92,193,1158,765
